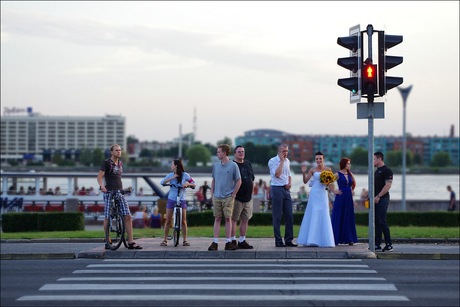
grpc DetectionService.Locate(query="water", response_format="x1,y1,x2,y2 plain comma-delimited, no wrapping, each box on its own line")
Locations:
5,173,459,201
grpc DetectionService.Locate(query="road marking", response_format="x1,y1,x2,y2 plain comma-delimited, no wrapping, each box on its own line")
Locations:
40,283,397,291
102,258,364,262
58,276,387,281
87,263,369,268
73,269,377,274
18,295,410,301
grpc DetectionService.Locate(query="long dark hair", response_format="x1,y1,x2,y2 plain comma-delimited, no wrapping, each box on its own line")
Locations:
339,158,356,191
173,159,185,184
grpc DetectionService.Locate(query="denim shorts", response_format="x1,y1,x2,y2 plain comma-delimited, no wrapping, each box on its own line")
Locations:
166,199,187,209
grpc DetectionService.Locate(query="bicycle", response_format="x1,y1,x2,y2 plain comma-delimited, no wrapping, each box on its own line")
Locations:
105,189,132,250
162,183,194,247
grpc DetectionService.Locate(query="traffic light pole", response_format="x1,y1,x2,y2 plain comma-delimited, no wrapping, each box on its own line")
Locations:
366,25,375,253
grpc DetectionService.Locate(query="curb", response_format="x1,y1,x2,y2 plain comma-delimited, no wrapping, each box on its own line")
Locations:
377,253,460,260
1,253,76,260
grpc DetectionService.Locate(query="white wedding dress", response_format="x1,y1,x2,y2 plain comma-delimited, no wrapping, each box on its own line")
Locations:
297,172,335,247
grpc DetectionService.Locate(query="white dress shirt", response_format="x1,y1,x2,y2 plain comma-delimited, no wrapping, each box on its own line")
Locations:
268,155,291,186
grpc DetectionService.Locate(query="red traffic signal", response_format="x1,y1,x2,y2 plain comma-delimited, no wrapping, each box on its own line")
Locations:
362,64,377,96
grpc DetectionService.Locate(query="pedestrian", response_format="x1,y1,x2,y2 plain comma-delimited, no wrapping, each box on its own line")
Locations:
97,144,142,250
160,159,196,246
330,158,358,246
268,144,297,247
447,185,457,211
297,152,335,247
374,151,393,252
201,181,210,201
231,145,255,249
208,144,241,251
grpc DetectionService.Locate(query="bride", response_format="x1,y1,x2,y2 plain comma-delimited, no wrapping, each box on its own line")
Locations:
297,152,337,247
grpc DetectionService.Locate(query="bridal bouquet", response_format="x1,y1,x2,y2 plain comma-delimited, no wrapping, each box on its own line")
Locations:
319,171,335,190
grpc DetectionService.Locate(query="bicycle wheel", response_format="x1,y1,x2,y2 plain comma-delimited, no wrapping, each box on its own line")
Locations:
173,208,181,247
105,212,125,250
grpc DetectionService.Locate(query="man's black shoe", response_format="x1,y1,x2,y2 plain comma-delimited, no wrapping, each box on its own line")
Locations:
285,242,298,247
275,242,286,247
375,245,382,251
382,244,393,252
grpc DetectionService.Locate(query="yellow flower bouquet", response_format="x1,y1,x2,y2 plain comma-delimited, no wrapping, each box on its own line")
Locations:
319,171,336,190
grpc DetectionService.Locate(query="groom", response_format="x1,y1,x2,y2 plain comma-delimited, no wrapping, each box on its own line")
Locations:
268,144,297,247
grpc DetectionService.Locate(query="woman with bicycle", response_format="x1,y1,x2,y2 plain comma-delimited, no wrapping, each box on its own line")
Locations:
160,159,195,246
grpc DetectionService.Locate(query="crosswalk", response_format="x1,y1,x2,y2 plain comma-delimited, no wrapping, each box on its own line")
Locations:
18,259,409,305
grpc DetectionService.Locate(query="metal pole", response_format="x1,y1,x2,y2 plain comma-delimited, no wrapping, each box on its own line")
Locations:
366,24,375,252
397,85,413,212
179,124,182,159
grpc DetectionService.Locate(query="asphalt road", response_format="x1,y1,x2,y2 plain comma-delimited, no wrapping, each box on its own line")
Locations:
1,258,458,306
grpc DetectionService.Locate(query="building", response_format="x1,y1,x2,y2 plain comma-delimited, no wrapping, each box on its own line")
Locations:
235,129,460,166
1,110,126,162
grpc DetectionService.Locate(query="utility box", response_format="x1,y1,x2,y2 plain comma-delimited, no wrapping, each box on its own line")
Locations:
65,198,79,212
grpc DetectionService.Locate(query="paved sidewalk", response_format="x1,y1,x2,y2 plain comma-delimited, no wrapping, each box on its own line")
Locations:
1,238,458,260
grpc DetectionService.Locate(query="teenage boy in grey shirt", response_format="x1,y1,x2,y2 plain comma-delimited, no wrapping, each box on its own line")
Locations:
208,144,241,251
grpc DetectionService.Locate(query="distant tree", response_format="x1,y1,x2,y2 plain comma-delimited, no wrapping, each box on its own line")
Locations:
58,159,76,166
430,151,451,167
79,148,92,166
349,147,368,166
51,153,62,165
386,150,413,167
91,148,105,166
121,150,130,164
413,153,423,165
139,148,153,159
203,143,217,156
217,137,233,147
186,144,212,167
242,142,277,165
127,135,138,144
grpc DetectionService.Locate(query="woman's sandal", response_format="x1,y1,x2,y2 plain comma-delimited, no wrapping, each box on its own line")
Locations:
127,242,143,249
183,241,190,246
160,240,167,246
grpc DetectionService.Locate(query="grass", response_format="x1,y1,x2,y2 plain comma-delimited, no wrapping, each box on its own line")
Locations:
1,225,458,240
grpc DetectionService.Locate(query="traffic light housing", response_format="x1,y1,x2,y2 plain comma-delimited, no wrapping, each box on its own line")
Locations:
362,63,378,96
337,30,361,102
378,32,403,96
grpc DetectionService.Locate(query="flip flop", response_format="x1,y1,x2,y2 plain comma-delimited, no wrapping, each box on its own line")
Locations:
128,242,143,249
160,240,168,246
183,241,190,246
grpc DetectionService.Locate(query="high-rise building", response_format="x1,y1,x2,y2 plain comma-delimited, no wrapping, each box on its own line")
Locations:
1,111,126,162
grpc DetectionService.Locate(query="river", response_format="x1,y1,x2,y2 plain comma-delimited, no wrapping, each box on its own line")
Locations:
10,173,459,201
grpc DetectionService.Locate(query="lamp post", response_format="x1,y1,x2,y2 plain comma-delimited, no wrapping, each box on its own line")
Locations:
397,85,413,212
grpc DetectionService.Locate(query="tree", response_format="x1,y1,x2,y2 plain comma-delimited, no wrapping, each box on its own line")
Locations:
139,148,153,160
430,151,451,167
349,147,368,166
217,137,233,147
79,148,92,166
51,153,62,165
385,150,413,167
413,153,423,165
186,144,212,167
127,135,138,144
91,148,105,166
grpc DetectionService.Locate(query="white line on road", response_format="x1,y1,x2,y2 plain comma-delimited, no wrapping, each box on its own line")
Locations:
73,269,377,274
58,276,387,281
40,283,397,291
102,258,364,262
18,295,410,301
87,263,369,268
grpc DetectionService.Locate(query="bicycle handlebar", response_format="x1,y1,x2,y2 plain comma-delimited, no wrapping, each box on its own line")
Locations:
162,183,195,190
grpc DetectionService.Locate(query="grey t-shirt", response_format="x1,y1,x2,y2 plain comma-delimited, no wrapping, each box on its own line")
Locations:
211,160,241,199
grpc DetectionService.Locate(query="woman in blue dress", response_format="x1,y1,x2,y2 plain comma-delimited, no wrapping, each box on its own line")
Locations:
331,158,358,245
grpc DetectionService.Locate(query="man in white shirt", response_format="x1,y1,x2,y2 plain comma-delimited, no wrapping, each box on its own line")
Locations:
268,144,297,247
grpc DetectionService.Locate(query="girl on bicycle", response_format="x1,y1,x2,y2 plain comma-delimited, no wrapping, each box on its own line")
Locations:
160,159,195,246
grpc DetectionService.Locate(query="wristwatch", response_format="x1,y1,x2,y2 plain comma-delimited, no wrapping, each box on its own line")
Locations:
377,194,381,198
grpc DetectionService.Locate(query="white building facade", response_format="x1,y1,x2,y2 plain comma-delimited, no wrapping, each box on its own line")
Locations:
1,112,126,162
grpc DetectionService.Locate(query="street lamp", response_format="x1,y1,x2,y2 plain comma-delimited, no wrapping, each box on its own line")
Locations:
397,85,413,212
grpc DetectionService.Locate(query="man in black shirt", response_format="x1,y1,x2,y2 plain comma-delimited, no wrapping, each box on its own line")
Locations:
97,144,142,250
231,145,255,249
373,152,393,252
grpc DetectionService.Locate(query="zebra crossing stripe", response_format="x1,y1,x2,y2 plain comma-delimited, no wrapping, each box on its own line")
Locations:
58,276,386,281
87,263,369,268
72,269,377,274
18,295,410,301
40,283,397,291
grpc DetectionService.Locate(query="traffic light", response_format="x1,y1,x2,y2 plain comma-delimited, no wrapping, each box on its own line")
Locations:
362,62,377,96
378,32,403,96
337,30,361,102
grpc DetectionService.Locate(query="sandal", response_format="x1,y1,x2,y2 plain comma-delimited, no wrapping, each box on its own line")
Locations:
160,240,168,246
127,242,143,249
183,241,190,246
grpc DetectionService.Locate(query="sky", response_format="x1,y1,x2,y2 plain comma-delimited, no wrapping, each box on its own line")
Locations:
1,1,459,145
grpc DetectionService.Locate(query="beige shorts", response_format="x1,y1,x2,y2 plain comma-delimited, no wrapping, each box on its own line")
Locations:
232,198,253,221
213,196,234,219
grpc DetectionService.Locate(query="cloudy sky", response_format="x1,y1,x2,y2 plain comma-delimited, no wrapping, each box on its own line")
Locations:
1,1,458,145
